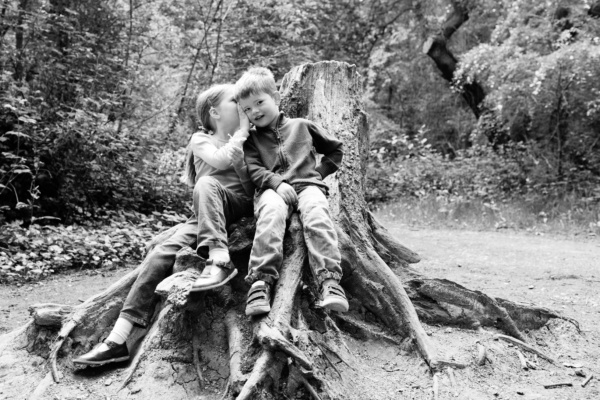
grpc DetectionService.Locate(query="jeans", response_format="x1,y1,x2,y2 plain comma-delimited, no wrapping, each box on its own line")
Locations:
246,185,342,286
120,177,252,327
193,176,253,260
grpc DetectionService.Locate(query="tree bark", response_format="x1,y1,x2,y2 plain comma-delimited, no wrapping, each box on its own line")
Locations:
0,61,575,400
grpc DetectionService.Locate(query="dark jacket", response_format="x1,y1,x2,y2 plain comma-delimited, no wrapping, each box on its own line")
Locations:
243,113,343,193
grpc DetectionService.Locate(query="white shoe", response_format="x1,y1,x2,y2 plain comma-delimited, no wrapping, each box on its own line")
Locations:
191,260,238,292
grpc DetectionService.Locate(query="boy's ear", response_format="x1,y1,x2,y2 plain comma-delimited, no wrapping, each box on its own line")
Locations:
272,91,281,105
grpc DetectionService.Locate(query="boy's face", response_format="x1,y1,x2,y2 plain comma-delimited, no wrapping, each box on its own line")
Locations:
239,91,280,129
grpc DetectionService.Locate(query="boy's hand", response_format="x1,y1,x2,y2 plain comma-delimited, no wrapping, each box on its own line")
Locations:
276,182,298,207
237,104,250,133
227,146,244,169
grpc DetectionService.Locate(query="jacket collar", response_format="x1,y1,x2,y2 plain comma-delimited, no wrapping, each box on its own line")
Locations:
256,112,288,133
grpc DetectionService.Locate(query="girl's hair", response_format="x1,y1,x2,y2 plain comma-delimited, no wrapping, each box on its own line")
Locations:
234,67,277,100
183,83,234,187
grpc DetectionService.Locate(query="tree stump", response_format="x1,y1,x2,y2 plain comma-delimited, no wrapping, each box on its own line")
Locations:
0,61,577,400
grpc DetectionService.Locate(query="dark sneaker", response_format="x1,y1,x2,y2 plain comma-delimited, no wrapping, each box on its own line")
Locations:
73,340,129,366
245,281,271,316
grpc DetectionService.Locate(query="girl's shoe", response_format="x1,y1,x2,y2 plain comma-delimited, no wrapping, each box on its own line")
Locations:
245,281,271,316
319,280,349,312
72,340,129,366
191,260,238,292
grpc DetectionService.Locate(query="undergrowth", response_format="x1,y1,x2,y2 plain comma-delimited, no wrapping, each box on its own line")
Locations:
366,130,600,237
372,195,600,238
0,208,187,284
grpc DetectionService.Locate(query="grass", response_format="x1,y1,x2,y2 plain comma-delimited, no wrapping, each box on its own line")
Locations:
371,194,600,239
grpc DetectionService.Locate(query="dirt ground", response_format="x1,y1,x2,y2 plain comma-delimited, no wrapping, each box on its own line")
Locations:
1,220,599,399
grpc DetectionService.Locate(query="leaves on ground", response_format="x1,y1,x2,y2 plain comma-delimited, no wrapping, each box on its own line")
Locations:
0,210,186,284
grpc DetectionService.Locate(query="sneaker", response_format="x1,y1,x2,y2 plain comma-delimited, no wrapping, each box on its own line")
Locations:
319,280,349,312
245,281,271,316
191,260,238,292
73,340,129,366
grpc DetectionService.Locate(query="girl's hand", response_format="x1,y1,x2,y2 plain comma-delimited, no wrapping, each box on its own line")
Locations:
227,146,245,169
237,104,250,133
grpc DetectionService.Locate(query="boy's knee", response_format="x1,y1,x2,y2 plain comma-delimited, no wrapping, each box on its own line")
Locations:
258,190,288,220
298,196,328,215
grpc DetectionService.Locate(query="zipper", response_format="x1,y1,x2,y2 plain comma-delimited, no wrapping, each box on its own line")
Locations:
274,118,288,172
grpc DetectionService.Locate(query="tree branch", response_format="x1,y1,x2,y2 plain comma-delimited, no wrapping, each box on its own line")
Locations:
422,1,486,119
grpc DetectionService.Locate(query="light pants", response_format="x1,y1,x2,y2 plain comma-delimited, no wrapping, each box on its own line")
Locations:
246,185,342,285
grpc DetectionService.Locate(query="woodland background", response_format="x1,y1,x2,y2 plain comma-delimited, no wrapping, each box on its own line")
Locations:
1,0,599,283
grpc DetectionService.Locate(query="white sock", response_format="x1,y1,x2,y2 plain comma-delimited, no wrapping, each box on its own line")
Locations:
106,318,133,345
208,247,230,264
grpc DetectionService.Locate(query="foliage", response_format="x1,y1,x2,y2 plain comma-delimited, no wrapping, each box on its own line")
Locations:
367,126,529,204
0,0,192,223
455,0,600,186
1,0,599,233
0,209,186,284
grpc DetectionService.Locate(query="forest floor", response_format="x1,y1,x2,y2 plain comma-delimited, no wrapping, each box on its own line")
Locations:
1,214,599,399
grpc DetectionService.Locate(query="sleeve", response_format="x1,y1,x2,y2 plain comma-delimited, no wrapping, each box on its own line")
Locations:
243,134,284,191
307,121,344,179
190,130,249,170
232,161,256,197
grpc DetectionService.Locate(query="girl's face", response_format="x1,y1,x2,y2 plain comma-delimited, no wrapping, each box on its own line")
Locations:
214,87,240,128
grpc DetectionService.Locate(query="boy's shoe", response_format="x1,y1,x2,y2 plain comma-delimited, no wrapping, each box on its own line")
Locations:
320,280,349,312
72,340,129,366
245,281,271,316
191,260,238,292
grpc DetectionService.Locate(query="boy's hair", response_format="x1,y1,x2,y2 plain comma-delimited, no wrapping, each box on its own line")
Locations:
182,83,234,187
234,67,277,100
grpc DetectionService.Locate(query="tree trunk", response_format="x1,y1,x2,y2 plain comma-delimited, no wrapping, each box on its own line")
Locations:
13,0,29,81
422,1,486,119
0,61,576,400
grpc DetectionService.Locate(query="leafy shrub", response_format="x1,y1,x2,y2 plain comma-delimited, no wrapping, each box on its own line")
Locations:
367,127,527,204
367,123,600,209
454,3,600,189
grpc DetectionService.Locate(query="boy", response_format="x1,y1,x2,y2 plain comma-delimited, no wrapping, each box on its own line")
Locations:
234,67,349,316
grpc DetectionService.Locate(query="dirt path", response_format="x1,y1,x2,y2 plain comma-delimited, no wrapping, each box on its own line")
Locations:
383,225,600,336
1,222,599,399
0,268,129,334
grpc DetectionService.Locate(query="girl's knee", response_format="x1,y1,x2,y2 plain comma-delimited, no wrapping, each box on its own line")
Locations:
193,176,221,198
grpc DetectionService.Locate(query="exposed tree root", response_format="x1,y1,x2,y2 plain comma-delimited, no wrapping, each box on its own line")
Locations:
495,334,559,365
235,214,310,399
225,310,248,394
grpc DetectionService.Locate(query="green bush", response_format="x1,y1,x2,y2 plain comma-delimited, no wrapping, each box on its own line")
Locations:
0,87,191,223
0,1,193,224
367,127,599,207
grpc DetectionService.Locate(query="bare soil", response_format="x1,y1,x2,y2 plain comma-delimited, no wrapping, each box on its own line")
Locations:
1,221,599,400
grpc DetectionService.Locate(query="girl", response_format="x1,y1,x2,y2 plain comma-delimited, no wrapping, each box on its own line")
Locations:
187,83,254,290
74,83,253,366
